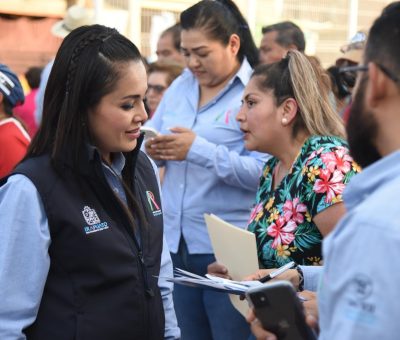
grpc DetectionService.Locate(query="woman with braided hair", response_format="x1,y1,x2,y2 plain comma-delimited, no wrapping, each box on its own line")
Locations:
0,25,180,339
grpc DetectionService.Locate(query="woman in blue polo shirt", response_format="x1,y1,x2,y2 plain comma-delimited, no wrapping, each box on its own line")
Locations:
145,0,268,339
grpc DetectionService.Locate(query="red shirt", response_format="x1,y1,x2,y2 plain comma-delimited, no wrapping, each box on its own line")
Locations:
0,117,30,178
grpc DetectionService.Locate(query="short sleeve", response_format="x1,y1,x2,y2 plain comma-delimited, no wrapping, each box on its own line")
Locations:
303,137,360,216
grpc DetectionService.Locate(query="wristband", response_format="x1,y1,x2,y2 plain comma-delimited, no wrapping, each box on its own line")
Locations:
296,266,304,291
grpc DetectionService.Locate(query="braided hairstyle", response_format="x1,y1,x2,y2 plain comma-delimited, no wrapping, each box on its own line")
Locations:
28,24,143,162
27,24,147,231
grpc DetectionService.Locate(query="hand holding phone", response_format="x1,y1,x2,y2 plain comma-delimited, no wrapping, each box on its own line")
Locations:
140,126,159,139
246,281,317,340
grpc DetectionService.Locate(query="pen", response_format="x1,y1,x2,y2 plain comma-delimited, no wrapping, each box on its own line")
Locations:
258,261,297,283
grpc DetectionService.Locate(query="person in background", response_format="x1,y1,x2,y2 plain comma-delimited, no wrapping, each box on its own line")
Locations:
334,31,367,121
210,51,359,291
156,23,185,66
327,65,353,116
259,21,305,65
146,61,183,118
14,66,43,137
145,0,265,339
34,5,96,126
249,2,400,339
0,63,28,178
0,25,179,340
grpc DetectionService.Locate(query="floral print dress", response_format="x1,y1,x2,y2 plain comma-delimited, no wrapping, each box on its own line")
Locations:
247,135,360,268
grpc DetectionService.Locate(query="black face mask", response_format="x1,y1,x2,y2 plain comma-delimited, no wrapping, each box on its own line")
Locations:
346,76,381,168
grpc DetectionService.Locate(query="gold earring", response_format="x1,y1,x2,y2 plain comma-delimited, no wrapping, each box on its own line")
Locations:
282,118,288,125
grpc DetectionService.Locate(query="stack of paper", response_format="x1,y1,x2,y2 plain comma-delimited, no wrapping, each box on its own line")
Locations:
165,268,262,295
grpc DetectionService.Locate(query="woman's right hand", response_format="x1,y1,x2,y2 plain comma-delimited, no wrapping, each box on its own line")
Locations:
246,309,278,340
244,269,301,290
145,137,163,160
247,291,319,340
207,261,231,280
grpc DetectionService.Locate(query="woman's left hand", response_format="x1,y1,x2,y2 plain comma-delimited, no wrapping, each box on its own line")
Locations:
147,127,196,161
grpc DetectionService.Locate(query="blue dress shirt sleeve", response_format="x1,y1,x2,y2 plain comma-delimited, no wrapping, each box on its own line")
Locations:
187,135,267,190
150,158,181,339
0,175,50,340
299,265,322,292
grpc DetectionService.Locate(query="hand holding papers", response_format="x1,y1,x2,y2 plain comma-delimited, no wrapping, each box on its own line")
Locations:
164,263,297,295
204,213,259,280
166,268,262,295
204,213,259,316
163,214,297,317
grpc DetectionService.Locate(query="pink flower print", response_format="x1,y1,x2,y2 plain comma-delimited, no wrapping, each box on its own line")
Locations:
248,203,263,225
305,147,324,166
313,169,346,203
321,147,353,174
283,198,307,224
267,216,297,249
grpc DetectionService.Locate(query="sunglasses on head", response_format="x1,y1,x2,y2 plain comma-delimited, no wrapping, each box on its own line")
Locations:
339,64,400,85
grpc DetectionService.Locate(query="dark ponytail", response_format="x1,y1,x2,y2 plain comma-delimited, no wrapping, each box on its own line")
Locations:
180,0,259,68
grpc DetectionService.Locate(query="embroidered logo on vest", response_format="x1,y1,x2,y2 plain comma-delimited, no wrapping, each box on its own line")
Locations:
82,206,109,234
146,191,162,217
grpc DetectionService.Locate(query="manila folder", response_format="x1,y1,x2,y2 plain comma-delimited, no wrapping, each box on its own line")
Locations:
204,213,259,317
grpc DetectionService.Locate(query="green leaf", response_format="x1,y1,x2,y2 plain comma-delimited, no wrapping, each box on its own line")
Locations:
293,223,322,251
261,240,276,268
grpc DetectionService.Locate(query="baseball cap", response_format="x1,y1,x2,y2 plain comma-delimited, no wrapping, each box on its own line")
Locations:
0,64,25,108
51,5,96,39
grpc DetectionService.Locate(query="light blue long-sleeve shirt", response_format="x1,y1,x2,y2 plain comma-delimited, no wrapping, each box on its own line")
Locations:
0,154,180,340
318,150,400,339
146,59,269,254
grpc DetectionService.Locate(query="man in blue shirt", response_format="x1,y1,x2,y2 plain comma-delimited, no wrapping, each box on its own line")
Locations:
248,2,400,339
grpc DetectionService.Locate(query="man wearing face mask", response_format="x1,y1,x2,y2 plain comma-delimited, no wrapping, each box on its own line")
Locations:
248,2,400,339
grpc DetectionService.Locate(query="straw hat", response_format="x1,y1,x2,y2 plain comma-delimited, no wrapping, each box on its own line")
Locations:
51,5,96,38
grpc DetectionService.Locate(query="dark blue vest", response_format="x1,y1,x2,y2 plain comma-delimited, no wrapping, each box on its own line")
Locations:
13,145,165,340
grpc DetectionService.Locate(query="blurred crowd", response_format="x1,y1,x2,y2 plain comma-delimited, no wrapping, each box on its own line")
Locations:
0,1,400,340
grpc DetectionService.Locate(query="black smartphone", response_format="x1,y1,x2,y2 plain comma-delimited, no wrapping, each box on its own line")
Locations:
246,281,317,340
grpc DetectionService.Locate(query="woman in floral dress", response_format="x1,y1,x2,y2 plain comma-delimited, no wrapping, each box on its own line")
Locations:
236,50,360,269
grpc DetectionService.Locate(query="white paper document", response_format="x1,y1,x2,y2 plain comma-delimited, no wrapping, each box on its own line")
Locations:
162,214,260,317
164,268,262,295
